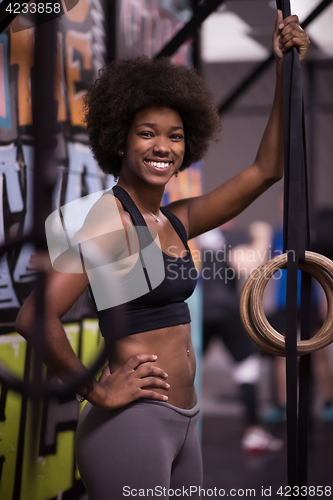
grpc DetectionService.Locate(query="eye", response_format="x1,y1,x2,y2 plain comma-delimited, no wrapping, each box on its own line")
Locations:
139,131,154,138
170,133,184,140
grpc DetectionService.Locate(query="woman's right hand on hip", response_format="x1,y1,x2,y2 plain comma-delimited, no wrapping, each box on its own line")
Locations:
98,354,169,410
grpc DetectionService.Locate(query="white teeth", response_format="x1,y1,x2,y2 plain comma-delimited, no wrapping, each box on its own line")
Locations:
146,161,170,169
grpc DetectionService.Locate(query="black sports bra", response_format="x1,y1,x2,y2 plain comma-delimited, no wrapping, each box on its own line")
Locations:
93,186,197,337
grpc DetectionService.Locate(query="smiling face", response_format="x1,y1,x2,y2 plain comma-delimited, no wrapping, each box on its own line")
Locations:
119,106,185,187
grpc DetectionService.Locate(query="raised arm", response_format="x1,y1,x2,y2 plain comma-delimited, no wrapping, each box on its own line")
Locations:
167,11,310,239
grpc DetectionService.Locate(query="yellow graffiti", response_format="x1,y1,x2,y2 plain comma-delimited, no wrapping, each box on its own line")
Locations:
55,32,67,123
66,30,92,127
10,28,35,126
0,321,104,500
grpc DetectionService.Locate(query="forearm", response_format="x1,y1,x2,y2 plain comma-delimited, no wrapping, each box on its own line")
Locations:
16,313,109,408
253,60,284,183
43,318,111,407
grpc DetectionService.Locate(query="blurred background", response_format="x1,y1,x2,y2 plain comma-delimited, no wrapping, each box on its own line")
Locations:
0,0,332,498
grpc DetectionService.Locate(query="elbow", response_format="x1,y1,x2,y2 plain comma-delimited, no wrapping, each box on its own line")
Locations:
254,159,284,185
261,168,283,187
268,172,283,185
15,307,33,341
271,166,284,183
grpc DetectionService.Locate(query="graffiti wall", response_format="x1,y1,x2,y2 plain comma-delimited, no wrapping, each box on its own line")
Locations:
0,1,200,499
118,0,192,63
0,1,109,498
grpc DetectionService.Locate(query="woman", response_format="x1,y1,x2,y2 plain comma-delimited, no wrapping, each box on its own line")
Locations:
15,11,309,499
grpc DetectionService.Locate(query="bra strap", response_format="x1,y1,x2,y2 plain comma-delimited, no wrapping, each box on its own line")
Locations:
109,186,154,250
109,186,189,252
111,186,147,227
160,207,190,251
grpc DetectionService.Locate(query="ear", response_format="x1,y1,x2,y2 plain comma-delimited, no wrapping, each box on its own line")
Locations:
118,143,126,157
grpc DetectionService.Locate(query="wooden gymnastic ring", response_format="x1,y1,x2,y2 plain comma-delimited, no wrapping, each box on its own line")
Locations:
250,252,333,354
239,251,333,356
251,256,333,354
240,260,286,356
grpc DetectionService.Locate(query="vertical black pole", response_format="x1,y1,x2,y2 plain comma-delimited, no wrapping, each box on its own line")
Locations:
306,61,316,214
105,0,117,63
13,345,32,500
191,0,201,74
31,10,58,451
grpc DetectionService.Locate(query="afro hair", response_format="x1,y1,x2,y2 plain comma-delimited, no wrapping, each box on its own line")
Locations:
84,56,221,178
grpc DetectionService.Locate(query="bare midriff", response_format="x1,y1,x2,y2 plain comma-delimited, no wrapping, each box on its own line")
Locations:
108,322,197,409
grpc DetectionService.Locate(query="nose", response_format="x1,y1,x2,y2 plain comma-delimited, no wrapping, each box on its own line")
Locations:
153,136,170,157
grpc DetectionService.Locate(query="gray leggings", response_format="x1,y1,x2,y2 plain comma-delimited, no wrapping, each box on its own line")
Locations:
75,399,203,500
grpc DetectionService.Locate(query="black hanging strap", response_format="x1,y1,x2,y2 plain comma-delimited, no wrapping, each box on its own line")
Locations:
277,0,312,494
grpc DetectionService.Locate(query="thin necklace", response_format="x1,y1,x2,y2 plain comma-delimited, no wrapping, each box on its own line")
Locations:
121,187,161,222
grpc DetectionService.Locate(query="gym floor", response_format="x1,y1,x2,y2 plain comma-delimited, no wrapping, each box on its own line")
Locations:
201,339,333,497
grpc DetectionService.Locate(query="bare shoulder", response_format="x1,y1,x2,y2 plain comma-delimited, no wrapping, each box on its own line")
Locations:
70,191,137,268
68,191,131,244
75,191,132,240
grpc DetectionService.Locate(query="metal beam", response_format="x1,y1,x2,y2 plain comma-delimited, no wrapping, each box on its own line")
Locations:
154,0,226,59
217,0,333,115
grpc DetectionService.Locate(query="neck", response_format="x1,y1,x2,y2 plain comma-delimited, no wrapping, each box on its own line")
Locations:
116,178,164,214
